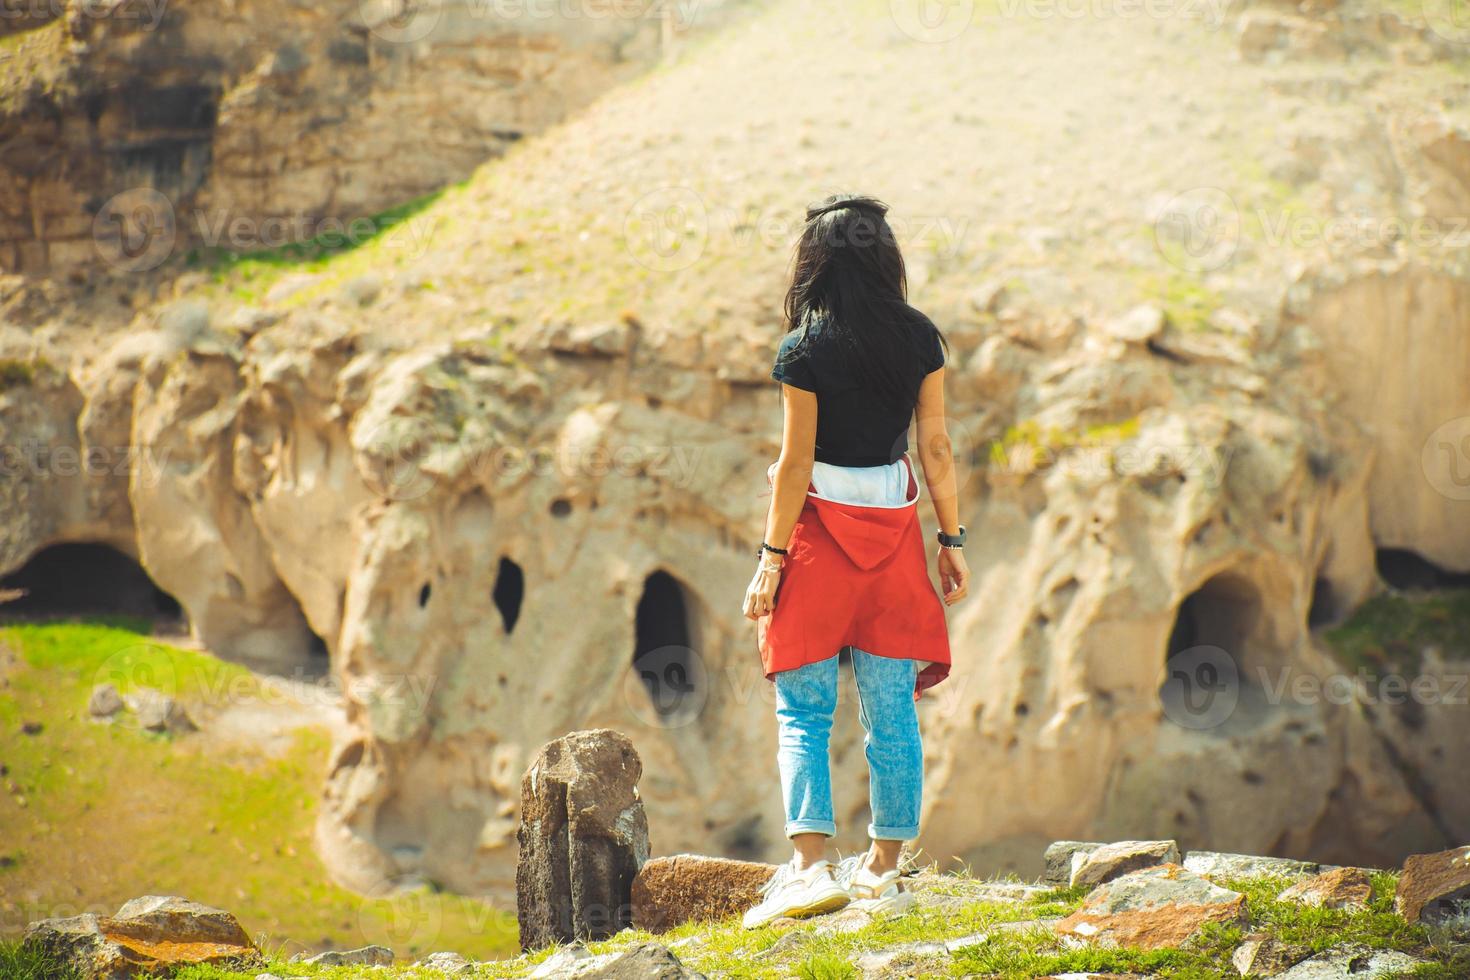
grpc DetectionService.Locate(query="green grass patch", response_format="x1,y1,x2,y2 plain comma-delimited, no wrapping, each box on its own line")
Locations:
988,416,1141,473
1324,589,1470,673
1134,267,1225,333
0,620,515,962
0,938,83,980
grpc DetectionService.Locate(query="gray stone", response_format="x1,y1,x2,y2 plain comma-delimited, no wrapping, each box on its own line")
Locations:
341,274,383,307
129,688,198,734
1232,934,1310,976
579,943,704,979
416,950,474,973
1104,304,1165,344
1043,841,1106,886
1182,850,1320,881
24,896,258,979
516,729,649,951
529,943,592,978
1057,864,1247,950
1069,839,1180,888
294,944,394,966
1272,944,1424,979
88,683,123,719
855,941,948,975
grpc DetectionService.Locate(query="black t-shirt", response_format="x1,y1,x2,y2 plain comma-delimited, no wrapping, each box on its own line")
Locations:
770,315,946,467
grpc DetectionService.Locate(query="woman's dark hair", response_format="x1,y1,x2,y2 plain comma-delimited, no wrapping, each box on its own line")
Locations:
778,193,947,410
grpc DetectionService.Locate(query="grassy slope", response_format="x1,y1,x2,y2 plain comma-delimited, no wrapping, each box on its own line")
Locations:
66,872,1463,979
0,621,515,962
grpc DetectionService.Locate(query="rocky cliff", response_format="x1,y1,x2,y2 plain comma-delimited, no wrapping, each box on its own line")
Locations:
2,0,1469,903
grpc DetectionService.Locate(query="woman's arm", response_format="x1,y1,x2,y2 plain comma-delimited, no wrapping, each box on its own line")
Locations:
915,368,970,605
743,384,817,620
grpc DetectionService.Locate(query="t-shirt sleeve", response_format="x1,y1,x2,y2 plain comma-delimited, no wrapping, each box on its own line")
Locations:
771,332,817,391
923,326,946,374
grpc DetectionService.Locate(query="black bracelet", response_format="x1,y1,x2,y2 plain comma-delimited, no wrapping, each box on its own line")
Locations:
758,542,789,557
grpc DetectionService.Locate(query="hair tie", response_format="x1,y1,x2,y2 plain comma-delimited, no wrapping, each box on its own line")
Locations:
805,196,890,222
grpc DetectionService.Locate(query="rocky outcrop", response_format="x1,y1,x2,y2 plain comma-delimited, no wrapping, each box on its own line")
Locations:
0,0,737,276
1056,864,1248,950
23,896,259,979
1278,867,1373,910
517,729,649,951
1395,845,1470,923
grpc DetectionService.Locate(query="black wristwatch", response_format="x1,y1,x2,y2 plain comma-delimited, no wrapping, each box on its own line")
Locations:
937,525,966,549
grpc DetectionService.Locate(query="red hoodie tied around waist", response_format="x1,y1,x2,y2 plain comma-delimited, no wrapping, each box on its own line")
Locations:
756,457,952,700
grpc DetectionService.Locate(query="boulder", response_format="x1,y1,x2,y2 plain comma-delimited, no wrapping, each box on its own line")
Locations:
129,688,198,734
631,854,779,932
1395,845,1470,923
1272,944,1424,979
88,683,124,719
293,945,394,966
1103,305,1165,345
1182,851,1320,881
23,896,258,979
529,943,592,978
579,943,705,979
415,950,474,973
1055,864,1247,950
1278,867,1373,910
1232,934,1310,976
1043,841,1106,886
516,729,649,951
1069,840,1180,888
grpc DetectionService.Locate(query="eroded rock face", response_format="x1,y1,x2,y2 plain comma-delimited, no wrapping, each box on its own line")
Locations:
23,896,259,979
1395,845,1470,923
0,0,731,275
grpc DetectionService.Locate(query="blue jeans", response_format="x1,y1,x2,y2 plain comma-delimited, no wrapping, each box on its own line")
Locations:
774,649,923,841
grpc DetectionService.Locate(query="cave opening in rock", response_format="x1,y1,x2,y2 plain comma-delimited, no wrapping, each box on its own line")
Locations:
1166,571,1262,667
633,570,703,723
492,557,524,634
1308,576,1337,628
1376,548,1470,591
0,542,183,622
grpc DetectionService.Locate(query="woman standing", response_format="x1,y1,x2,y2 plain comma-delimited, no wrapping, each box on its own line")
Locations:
741,195,970,928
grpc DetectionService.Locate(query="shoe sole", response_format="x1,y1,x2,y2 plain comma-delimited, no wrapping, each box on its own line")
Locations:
743,891,850,929
848,892,916,916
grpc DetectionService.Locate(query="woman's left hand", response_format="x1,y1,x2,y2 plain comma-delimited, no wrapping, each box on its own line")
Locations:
743,561,783,620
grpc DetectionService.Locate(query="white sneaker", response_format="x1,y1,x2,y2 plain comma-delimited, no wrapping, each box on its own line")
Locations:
835,855,916,915
742,860,851,928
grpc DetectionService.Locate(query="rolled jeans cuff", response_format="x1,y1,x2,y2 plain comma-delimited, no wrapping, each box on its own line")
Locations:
785,819,836,838
868,822,918,841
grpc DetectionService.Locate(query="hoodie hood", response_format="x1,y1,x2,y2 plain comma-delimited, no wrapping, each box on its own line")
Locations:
806,465,920,571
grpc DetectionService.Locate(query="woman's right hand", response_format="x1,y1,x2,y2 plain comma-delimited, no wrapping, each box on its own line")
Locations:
937,547,970,606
